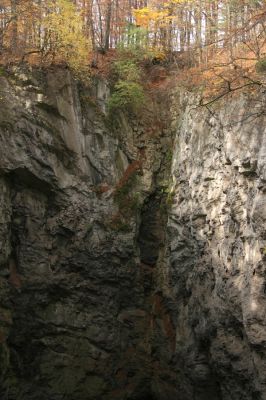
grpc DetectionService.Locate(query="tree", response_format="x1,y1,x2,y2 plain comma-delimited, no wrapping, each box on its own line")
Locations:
45,0,91,74
0,0,264,79
104,0,113,50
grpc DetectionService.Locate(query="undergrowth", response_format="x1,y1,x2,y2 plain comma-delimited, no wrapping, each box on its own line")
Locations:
107,159,143,232
108,56,146,114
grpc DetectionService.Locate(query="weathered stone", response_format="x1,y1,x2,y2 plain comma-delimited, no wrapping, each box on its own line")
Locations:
0,66,172,400
164,89,266,399
0,66,266,400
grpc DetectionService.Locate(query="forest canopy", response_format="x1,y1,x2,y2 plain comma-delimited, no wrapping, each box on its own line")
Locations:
0,0,265,88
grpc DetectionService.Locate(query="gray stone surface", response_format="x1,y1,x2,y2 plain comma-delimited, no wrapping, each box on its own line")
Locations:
0,66,173,400
164,89,266,400
0,65,266,400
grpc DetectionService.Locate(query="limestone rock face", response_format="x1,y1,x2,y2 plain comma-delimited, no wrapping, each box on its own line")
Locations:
0,65,266,400
0,66,172,400
166,90,266,400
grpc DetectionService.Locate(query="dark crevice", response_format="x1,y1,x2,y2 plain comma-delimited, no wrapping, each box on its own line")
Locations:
137,191,166,266
9,167,54,194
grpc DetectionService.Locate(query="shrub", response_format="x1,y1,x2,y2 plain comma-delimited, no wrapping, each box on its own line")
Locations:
117,26,150,61
108,80,145,112
112,60,141,82
0,67,5,76
108,38,148,113
256,58,266,73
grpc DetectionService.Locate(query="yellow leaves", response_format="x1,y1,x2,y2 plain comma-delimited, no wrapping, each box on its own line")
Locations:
133,7,166,27
45,0,91,76
164,0,187,6
133,0,190,29
152,49,167,61
133,7,172,29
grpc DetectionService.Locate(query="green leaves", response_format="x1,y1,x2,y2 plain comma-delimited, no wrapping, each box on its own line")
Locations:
108,80,145,112
108,59,145,113
256,58,266,73
113,60,141,82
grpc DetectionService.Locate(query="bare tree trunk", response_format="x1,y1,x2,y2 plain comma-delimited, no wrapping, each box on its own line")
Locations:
96,0,103,49
104,0,112,51
195,0,203,65
179,9,185,51
11,0,18,52
88,0,96,50
226,0,233,62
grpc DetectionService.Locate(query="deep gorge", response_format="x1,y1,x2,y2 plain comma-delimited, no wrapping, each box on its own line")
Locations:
0,66,265,400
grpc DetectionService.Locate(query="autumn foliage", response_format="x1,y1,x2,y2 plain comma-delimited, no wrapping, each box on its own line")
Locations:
0,0,265,102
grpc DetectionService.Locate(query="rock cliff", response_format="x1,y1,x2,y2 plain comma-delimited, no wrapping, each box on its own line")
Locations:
0,66,174,400
0,66,265,400
165,90,266,400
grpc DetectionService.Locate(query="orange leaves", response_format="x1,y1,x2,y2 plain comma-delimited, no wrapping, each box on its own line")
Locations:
132,0,188,33
133,7,169,28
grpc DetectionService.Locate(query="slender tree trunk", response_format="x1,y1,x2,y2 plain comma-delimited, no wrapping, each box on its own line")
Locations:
195,0,203,65
96,0,103,49
226,0,233,62
104,0,112,51
89,0,96,50
179,9,185,51
11,0,18,52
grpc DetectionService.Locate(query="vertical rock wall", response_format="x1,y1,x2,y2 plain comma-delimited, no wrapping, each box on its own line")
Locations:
0,66,173,400
0,65,266,400
166,90,266,400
